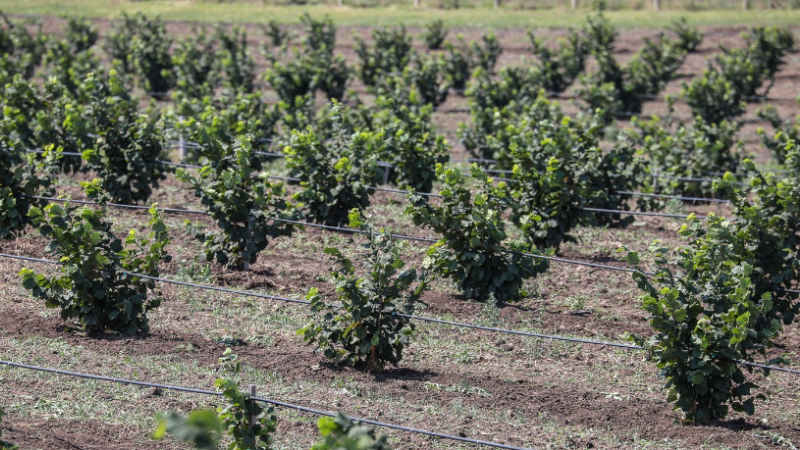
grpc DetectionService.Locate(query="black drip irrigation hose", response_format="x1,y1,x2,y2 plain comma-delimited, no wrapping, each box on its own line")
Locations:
0,359,532,450
2,252,799,377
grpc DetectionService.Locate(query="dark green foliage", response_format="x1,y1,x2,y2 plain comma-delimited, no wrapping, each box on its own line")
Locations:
465,66,542,112
172,26,219,99
470,30,502,74
154,379,277,450
406,53,450,108
627,148,800,423
0,143,61,239
311,413,390,450
36,80,93,173
0,13,47,79
681,69,746,124
301,13,336,55
264,48,318,104
261,20,291,47
355,25,413,87
63,16,98,54
174,90,280,166
299,211,429,371
581,3,616,53
215,379,278,450
504,114,652,250
316,50,350,101
81,71,170,204
129,14,174,98
371,98,450,193
217,25,257,94
443,36,473,92
422,19,448,50
459,91,564,169
20,180,171,334
527,28,587,93
406,164,549,302
284,103,381,225
668,18,703,53
43,39,103,96
757,103,800,164
634,115,744,197
103,12,138,74
177,136,297,269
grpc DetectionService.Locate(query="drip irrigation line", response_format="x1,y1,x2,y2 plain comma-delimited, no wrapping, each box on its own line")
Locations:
0,360,532,450
3,252,799,377
581,207,705,219
617,191,731,204
24,196,670,274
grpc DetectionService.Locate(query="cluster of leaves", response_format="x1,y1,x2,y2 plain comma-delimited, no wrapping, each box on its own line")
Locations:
301,13,337,54
63,16,98,54
178,135,297,269
311,413,391,450
0,143,61,239
104,12,174,98
81,71,170,204
355,25,413,87
216,25,258,94
459,91,565,168
505,114,652,250
627,144,800,423
265,44,349,105
284,103,381,226
42,34,102,97
299,211,429,371
527,28,587,94
683,26,794,124
155,379,277,450
668,18,703,53
261,20,292,47
443,32,503,92
20,180,171,334
422,19,448,50
0,12,47,79
578,33,686,121
406,164,549,302
633,114,744,197
172,26,220,99
757,102,800,164
465,66,543,113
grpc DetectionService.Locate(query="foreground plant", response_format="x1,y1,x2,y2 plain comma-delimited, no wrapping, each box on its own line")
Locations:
20,180,171,334
406,165,549,302
154,378,277,450
178,136,297,269
299,211,429,371
626,149,800,424
311,413,391,450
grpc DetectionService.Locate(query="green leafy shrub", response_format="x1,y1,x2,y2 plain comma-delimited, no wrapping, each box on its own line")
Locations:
103,12,139,74
0,13,47,79
527,28,587,93
406,164,549,302
129,13,174,98
172,26,219,99
470,30,502,74
355,25,413,87
443,36,473,92
43,39,102,96
465,66,542,112
20,180,171,334
581,2,616,53
311,413,390,450
217,25,257,94
299,211,429,371
668,18,702,53
627,151,800,423
264,47,319,105
284,103,381,225
634,115,744,197
155,378,277,450
756,102,800,164
505,115,650,250
261,20,291,47
372,98,450,193
178,136,297,269
681,69,746,124
406,52,450,108
301,13,336,55
63,16,98,54
0,142,61,239
422,19,448,50
81,71,170,204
